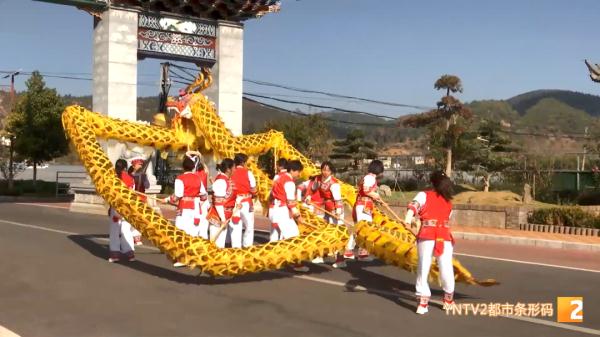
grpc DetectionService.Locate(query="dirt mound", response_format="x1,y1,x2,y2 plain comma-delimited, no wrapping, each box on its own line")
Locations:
453,191,523,206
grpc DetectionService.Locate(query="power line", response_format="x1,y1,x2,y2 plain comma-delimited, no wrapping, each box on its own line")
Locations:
241,92,361,102
244,93,401,120
167,63,200,80
0,71,157,87
497,129,590,139
0,70,157,77
244,78,434,110
168,68,196,83
159,63,434,110
243,96,394,127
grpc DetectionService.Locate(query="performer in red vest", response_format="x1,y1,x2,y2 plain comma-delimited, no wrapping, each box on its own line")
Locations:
404,170,455,315
231,153,257,247
272,158,288,182
317,162,343,224
297,175,323,218
206,159,241,248
269,160,309,272
186,151,210,240
163,155,206,267
310,162,347,266
129,157,149,246
348,160,384,263
108,159,136,263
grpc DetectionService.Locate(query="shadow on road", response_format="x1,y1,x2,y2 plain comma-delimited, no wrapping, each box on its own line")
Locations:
68,234,334,286
339,260,476,312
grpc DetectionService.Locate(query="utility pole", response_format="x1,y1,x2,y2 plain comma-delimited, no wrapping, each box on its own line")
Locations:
582,127,589,171
2,70,21,190
2,70,21,105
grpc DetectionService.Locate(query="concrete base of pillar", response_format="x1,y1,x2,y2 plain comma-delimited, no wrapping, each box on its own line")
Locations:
69,181,109,215
69,179,163,216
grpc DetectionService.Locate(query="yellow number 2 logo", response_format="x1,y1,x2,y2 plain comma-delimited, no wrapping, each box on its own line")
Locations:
557,297,583,323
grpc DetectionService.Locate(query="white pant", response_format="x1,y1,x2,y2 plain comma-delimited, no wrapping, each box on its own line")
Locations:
415,240,455,297
240,201,255,247
210,222,228,248
269,205,299,242
195,199,210,240
228,218,243,248
108,210,134,254
348,205,373,251
175,209,199,237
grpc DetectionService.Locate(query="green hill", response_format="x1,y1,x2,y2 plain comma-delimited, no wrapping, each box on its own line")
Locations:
508,89,600,117
3,88,599,152
517,97,599,133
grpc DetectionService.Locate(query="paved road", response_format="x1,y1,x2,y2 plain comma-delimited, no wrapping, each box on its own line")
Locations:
0,203,598,337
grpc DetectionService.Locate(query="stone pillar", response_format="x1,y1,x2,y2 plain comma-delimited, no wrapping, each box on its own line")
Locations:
92,8,139,163
70,8,139,215
202,21,244,178
203,21,244,137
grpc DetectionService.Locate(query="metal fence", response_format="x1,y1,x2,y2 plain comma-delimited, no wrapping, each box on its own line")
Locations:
55,171,88,197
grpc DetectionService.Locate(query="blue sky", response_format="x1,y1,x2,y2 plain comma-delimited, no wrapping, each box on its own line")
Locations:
1,0,600,117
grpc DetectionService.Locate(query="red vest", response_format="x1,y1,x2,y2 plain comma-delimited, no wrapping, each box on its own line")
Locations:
318,175,341,211
353,174,378,220
176,172,202,210
120,171,135,189
231,166,255,202
416,190,453,255
354,176,377,205
271,172,296,208
207,173,236,223
212,173,235,207
304,179,323,205
357,173,378,198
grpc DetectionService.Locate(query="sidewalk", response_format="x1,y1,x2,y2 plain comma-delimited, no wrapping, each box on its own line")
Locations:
157,205,600,252
452,225,600,252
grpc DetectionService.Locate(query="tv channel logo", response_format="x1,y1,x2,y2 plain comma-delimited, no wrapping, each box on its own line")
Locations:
557,297,583,323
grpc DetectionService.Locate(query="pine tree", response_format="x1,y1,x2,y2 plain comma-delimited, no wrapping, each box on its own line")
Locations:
330,129,377,169
402,75,472,177
456,120,518,192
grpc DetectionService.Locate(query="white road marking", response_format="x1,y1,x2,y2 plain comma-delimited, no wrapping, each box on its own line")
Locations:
455,252,600,274
0,325,22,337
2,218,600,335
274,272,600,336
14,203,70,210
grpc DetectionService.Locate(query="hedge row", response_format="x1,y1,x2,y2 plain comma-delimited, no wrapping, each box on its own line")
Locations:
528,207,600,229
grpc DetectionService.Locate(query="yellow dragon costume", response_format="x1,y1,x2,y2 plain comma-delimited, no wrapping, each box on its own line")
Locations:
61,68,496,286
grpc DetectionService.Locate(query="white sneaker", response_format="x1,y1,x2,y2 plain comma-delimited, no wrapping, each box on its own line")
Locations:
343,250,356,260
108,257,119,263
293,265,310,272
173,262,186,268
332,260,347,268
416,305,429,315
311,256,325,264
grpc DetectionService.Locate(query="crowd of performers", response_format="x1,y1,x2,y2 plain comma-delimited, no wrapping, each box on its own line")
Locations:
107,152,456,314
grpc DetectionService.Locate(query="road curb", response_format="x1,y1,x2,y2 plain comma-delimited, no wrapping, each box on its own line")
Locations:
0,196,73,203
453,231,600,252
